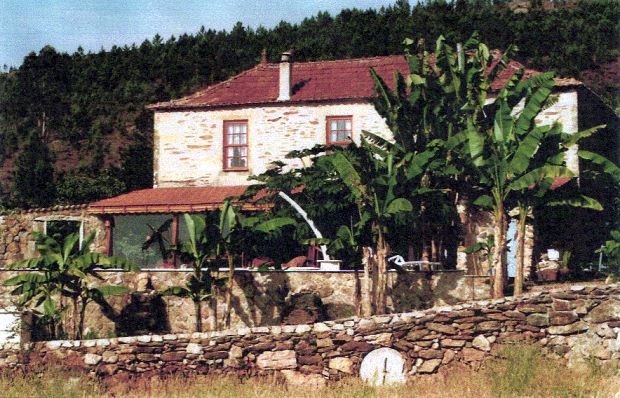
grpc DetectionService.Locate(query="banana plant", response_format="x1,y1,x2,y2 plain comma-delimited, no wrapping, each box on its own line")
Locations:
597,230,620,275
367,34,511,265
463,235,495,273
461,68,607,298
329,141,412,315
217,199,295,328
509,121,615,295
161,213,216,333
464,73,561,297
163,207,294,332
4,231,137,339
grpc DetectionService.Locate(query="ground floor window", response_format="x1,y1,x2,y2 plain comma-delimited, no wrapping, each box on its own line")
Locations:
34,218,84,248
113,214,174,268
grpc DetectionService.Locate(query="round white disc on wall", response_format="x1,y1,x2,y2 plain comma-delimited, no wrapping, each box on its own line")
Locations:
359,347,407,386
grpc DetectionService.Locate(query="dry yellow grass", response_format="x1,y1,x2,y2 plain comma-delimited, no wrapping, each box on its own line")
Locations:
1,344,618,398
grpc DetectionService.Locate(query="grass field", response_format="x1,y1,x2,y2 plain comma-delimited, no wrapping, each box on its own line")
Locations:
1,345,618,398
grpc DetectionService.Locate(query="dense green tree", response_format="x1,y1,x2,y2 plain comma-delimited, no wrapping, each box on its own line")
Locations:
55,170,126,205
13,132,56,208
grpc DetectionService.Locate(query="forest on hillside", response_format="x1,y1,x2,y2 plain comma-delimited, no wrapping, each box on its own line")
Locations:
0,0,618,208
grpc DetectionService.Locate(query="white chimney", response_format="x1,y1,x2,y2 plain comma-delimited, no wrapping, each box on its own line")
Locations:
278,51,292,101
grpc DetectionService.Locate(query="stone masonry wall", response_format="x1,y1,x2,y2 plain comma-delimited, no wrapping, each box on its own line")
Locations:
0,270,489,336
153,90,580,188
0,206,106,266
0,283,617,387
153,102,393,187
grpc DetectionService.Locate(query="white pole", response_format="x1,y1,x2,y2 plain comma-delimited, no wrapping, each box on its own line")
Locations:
278,192,330,260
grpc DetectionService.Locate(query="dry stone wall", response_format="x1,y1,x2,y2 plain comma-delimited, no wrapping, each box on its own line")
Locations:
0,283,617,386
0,269,489,335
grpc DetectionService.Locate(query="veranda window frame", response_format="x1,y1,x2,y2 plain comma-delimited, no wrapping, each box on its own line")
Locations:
34,217,85,249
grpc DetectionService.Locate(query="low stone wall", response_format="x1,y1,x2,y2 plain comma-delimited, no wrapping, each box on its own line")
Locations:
0,283,617,386
0,269,490,336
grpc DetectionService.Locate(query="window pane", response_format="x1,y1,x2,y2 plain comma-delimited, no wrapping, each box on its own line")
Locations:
113,215,173,268
46,220,80,246
224,122,248,169
327,117,352,143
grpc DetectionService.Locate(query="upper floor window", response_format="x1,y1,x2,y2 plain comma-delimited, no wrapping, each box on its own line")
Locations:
223,120,248,170
327,116,352,145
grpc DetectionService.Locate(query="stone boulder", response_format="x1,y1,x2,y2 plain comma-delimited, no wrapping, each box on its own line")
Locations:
256,350,297,370
585,300,620,323
280,370,326,389
328,357,353,374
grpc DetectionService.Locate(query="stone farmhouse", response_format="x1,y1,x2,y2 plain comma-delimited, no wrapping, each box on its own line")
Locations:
0,51,616,274
0,52,616,334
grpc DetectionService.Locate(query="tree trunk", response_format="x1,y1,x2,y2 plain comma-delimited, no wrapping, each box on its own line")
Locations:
72,296,79,339
194,300,203,333
209,297,218,331
194,267,203,332
361,247,374,317
492,208,507,298
57,288,65,338
431,238,437,263
422,239,430,262
514,207,528,296
77,300,87,340
353,262,363,317
375,231,389,315
224,251,235,328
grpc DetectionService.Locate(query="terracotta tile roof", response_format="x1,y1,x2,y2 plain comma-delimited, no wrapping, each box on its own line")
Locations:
9,204,89,214
148,55,410,110
87,186,265,214
490,59,581,90
148,54,581,111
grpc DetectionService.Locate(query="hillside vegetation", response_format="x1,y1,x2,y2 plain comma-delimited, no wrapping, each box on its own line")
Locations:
0,0,617,208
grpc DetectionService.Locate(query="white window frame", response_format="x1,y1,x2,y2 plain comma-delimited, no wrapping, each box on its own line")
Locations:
34,216,85,249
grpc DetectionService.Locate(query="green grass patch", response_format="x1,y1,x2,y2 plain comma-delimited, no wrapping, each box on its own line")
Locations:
1,344,618,398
